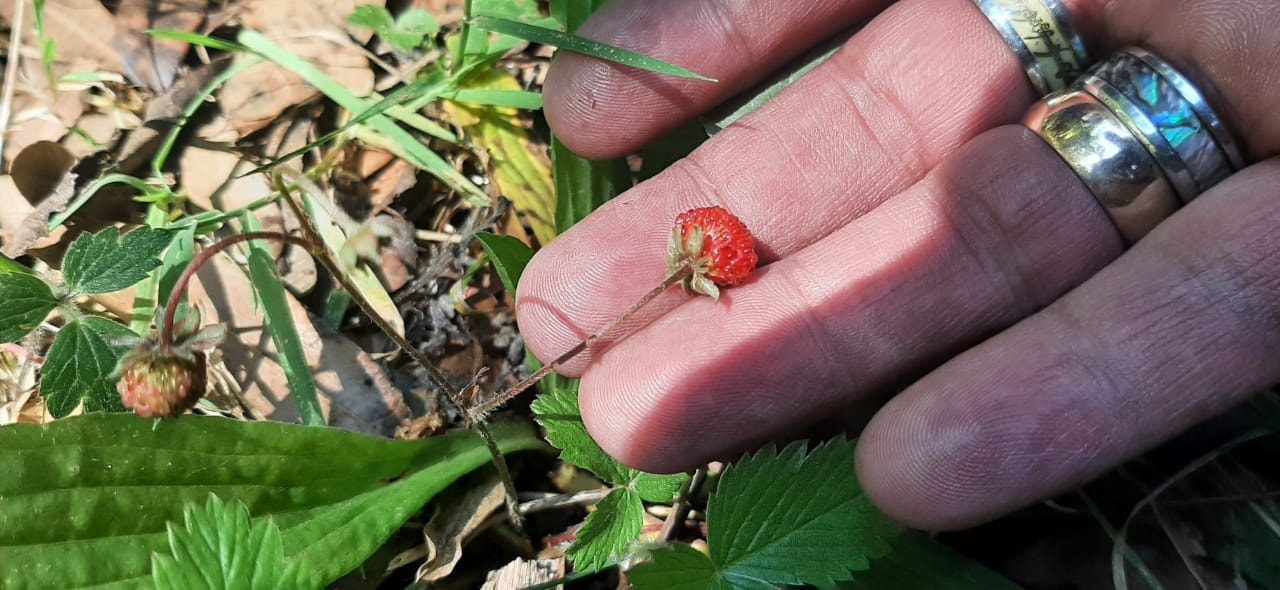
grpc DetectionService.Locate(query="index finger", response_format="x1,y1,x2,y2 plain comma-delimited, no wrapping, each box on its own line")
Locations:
545,0,893,159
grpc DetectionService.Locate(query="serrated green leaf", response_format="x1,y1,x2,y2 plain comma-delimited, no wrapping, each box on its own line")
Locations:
709,439,901,589
566,487,644,573
630,544,729,590
0,415,542,589
530,377,688,501
242,218,323,426
40,316,137,417
475,232,533,294
62,226,175,295
396,9,440,40
0,272,57,343
152,495,317,590
130,224,194,333
469,16,716,82
839,533,1020,590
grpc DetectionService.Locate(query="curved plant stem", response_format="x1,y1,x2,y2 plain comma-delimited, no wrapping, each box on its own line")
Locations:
471,262,694,416
270,172,526,529
162,225,525,530
659,467,706,542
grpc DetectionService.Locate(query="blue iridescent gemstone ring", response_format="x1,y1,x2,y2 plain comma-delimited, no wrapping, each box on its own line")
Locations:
1025,48,1242,244
1082,48,1241,202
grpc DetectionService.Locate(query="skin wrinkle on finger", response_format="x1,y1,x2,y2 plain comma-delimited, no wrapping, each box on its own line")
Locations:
577,128,1119,471
545,0,895,158
858,161,1280,530
520,0,1034,375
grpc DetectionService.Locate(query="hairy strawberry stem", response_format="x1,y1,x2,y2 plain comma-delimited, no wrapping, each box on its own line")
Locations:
472,262,695,415
161,228,525,529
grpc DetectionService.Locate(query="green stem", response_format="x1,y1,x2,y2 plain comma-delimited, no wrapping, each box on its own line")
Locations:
453,0,474,76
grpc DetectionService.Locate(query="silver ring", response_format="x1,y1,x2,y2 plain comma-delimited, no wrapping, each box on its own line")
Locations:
1025,48,1243,243
1025,89,1181,243
973,0,1092,95
1084,48,1242,199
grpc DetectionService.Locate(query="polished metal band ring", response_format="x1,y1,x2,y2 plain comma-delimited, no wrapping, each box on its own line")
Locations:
1025,48,1243,243
974,0,1091,95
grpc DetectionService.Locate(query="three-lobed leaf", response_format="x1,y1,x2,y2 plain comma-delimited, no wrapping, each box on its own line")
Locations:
40,316,137,417
62,226,174,295
631,439,902,590
152,495,318,590
565,487,644,573
0,271,57,343
0,415,542,589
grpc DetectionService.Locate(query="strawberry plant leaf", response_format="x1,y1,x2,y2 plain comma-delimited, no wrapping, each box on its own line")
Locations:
40,316,137,417
152,495,318,590
475,232,534,294
565,487,644,574
531,377,688,501
631,438,902,590
62,226,175,295
0,415,542,589
839,533,1020,589
628,544,728,590
469,16,716,82
0,271,57,343
242,219,323,426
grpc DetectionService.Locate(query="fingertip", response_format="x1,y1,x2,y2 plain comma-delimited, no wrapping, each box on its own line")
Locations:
578,363,692,474
543,53,641,160
514,247,592,378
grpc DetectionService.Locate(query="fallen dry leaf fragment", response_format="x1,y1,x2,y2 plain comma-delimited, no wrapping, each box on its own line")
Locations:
0,0,125,74
218,0,381,134
112,0,207,92
410,471,507,582
481,557,565,590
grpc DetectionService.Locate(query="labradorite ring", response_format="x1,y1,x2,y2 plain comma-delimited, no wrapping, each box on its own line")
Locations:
1025,48,1242,243
973,0,1092,95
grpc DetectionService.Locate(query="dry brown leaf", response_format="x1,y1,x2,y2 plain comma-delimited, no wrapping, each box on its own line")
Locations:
481,557,565,590
218,0,381,134
189,253,412,435
0,0,124,74
112,0,207,91
116,58,230,172
407,471,506,582
0,141,76,256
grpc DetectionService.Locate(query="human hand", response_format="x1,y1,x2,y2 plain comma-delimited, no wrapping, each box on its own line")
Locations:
515,0,1280,530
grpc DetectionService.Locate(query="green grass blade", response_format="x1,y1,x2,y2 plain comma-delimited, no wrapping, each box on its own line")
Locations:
152,57,258,178
242,215,324,426
469,16,716,82
237,30,488,205
146,29,246,53
242,74,456,178
48,174,153,230
550,0,608,32
447,88,543,109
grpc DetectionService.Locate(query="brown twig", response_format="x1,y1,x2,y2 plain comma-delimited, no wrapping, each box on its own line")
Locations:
472,262,694,416
659,468,706,542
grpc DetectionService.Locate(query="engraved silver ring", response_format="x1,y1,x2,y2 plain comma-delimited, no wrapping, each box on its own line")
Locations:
974,0,1092,95
1025,48,1243,243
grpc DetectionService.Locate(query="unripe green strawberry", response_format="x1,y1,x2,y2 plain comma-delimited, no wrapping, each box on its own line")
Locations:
116,350,206,418
667,206,759,300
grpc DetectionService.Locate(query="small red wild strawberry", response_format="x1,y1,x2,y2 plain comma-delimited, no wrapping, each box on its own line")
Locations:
667,206,759,300
474,206,759,414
